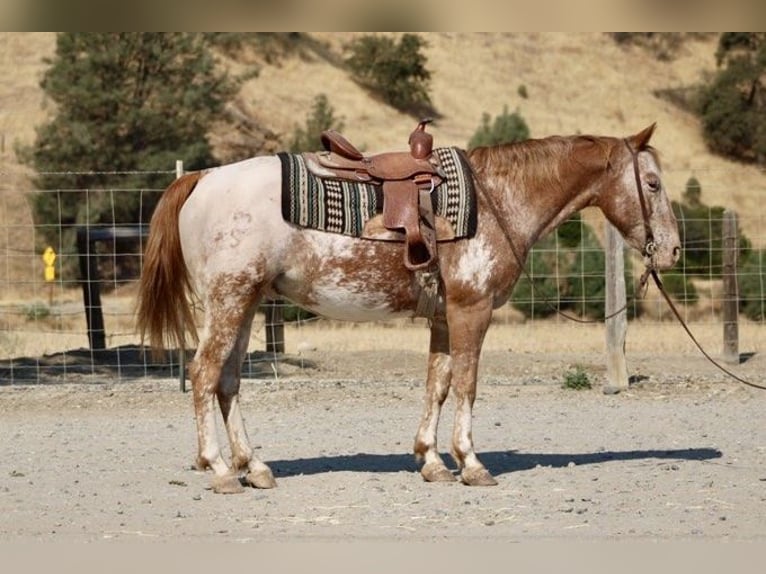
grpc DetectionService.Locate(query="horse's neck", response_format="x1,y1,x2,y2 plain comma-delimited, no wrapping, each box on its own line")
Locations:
474,151,602,252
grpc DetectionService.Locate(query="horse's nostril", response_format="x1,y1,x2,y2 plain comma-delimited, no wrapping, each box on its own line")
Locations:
673,246,681,259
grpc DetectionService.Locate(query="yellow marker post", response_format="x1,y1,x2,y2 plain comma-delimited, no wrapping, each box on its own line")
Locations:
42,246,56,305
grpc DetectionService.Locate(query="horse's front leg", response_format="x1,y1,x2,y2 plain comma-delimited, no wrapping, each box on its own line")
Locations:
448,298,498,486
414,317,456,482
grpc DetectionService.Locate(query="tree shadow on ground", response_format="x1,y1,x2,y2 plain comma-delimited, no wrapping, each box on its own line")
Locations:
267,447,723,479
0,344,316,385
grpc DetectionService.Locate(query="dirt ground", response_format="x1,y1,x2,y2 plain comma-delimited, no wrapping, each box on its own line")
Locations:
2,340,766,545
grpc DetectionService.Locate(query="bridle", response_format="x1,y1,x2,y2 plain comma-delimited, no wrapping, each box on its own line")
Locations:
624,139,766,390
624,138,657,265
473,142,766,391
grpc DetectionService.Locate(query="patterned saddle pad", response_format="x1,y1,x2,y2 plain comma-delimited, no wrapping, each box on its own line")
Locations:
278,147,477,240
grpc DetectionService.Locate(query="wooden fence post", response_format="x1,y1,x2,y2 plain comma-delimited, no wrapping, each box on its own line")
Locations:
605,222,629,392
722,209,739,365
176,160,187,392
264,300,285,354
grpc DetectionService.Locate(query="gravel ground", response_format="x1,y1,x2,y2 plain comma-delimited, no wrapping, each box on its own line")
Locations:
1,348,765,545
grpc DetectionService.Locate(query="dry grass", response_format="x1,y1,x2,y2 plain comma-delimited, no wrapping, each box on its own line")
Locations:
1,33,766,366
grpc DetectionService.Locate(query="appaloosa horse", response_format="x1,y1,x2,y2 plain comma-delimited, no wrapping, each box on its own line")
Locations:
136,123,680,493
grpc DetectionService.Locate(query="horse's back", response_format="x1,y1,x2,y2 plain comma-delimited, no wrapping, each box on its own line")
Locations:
180,155,287,255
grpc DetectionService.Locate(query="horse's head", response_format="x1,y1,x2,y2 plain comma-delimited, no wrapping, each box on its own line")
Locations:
597,124,681,271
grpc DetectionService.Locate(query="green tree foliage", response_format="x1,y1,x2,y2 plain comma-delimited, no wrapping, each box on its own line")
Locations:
467,106,530,149
344,33,435,118
610,32,688,61
738,250,766,320
510,222,642,320
673,201,731,278
289,94,344,153
19,33,237,275
699,33,766,165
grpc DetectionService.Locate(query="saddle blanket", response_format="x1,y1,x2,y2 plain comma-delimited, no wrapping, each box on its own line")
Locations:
278,147,477,239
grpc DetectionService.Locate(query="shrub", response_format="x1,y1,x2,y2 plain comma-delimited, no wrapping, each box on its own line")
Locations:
467,106,530,149
699,33,766,165
289,94,344,153
509,235,561,319
738,250,766,321
562,365,591,390
658,271,699,305
344,34,435,118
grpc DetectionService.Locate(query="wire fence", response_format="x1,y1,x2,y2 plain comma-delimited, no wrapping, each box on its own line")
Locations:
2,166,766,385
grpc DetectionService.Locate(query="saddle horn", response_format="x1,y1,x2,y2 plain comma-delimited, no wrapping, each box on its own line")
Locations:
409,119,434,159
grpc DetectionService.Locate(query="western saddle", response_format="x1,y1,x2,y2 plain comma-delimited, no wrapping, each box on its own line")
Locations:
312,120,444,271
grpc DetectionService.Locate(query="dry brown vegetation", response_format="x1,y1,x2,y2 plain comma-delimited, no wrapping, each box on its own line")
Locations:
1,33,765,362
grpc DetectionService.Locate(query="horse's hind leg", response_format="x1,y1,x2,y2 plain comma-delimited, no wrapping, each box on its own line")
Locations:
217,305,276,489
190,280,265,494
413,318,457,482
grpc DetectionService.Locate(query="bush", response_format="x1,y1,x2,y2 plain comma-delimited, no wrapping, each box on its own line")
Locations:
699,33,766,165
658,271,699,305
467,106,530,149
344,33,435,118
672,201,752,279
511,221,644,320
562,365,591,390
509,240,561,319
738,250,766,321
289,94,344,153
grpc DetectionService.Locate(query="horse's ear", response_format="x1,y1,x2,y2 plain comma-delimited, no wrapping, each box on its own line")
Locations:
628,123,657,150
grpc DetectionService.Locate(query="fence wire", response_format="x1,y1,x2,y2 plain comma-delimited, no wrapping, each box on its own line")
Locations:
2,168,766,385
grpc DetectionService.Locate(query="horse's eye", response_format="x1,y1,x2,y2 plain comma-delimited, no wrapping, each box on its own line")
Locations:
646,175,661,192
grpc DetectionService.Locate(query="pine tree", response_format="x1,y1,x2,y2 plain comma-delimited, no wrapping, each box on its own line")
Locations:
700,33,766,165
467,106,530,149
20,33,237,261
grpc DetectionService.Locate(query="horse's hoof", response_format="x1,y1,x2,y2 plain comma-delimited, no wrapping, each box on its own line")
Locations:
211,474,245,494
245,469,277,489
461,467,498,487
421,462,457,483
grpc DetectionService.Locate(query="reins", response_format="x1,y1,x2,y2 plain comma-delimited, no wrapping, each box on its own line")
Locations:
469,142,766,391
645,268,766,390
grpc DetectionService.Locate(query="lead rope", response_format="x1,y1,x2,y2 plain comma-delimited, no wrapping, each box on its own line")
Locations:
647,269,766,391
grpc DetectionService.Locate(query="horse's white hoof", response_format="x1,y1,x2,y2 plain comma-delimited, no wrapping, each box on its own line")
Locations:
421,462,457,483
211,474,245,494
461,467,498,487
246,469,277,489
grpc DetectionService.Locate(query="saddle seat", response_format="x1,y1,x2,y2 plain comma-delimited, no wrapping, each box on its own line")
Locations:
310,120,444,271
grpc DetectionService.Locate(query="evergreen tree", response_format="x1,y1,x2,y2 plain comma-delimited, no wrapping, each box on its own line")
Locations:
288,94,344,153
467,106,530,149
20,33,237,262
344,33,435,118
699,32,766,165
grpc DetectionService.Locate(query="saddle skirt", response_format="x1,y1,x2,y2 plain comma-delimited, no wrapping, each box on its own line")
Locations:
278,146,477,242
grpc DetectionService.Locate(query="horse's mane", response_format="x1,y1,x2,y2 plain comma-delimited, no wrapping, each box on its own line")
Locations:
465,134,653,197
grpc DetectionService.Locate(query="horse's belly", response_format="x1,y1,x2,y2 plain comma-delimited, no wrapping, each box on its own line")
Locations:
273,261,415,322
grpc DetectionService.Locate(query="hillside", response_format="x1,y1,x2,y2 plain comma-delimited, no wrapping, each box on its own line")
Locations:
1,32,765,293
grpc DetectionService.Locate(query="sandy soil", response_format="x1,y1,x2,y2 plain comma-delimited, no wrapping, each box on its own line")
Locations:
1,342,765,544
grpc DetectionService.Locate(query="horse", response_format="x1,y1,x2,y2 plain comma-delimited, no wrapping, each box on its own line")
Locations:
136,123,681,493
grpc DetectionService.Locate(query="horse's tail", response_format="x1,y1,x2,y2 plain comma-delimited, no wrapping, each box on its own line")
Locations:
136,171,203,357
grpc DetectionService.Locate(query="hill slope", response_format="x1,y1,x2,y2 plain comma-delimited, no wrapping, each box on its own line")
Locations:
1,33,764,292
